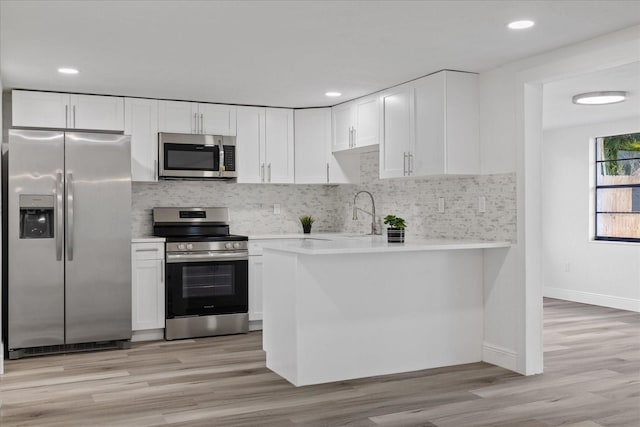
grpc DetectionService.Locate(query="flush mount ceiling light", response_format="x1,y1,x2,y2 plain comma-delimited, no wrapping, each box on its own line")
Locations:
325,92,342,97
572,91,628,105
57,67,79,75
507,20,535,30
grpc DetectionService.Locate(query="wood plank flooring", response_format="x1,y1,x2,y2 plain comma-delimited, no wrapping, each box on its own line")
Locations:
0,298,638,426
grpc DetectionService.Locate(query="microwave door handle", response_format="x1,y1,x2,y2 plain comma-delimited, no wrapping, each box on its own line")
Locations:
219,139,225,177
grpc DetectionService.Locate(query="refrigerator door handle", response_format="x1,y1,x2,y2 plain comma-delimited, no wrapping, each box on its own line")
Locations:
56,172,64,261
66,172,75,261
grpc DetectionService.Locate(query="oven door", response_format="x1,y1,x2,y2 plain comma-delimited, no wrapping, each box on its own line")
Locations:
166,251,248,318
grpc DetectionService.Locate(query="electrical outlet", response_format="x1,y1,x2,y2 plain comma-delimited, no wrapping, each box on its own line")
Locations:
273,204,280,214
438,197,445,213
478,196,486,213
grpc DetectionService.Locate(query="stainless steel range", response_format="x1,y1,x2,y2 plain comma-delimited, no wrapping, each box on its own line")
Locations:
152,207,248,340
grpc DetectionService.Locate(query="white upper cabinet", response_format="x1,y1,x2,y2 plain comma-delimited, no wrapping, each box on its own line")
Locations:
332,103,353,152
158,100,198,134
12,90,124,131
12,91,69,128
295,108,359,184
236,106,266,183
265,108,294,183
125,98,159,182
158,101,236,135
331,95,379,153
379,86,414,179
70,94,124,131
198,103,237,136
379,70,479,179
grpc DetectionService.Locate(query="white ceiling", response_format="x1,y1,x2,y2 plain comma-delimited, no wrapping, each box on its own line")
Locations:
543,61,640,130
1,0,640,108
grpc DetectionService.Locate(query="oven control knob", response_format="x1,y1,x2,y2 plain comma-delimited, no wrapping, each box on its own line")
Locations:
186,243,193,250
233,242,241,249
178,244,186,250
225,242,233,249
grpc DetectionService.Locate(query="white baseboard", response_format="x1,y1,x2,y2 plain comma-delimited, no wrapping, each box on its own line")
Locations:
131,329,164,342
544,286,640,312
482,342,517,372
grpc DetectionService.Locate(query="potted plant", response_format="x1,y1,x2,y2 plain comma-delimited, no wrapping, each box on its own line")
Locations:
383,215,407,243
299,215,315,234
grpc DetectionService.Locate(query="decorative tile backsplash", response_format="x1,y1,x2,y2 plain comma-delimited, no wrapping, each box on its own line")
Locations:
132,151,516,242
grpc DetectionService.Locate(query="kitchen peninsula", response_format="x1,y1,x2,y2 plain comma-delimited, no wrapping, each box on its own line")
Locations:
262,237,511,386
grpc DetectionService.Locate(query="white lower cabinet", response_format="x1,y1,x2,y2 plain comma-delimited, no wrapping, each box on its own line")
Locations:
131,242,165,340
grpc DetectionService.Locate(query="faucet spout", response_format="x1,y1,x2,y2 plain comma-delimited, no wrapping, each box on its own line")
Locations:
352,190,380,235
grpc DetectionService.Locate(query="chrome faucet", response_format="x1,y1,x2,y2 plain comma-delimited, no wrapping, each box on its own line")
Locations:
352,190,381,235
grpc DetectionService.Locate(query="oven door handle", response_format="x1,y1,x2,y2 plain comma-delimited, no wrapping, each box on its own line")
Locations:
166,251,249,263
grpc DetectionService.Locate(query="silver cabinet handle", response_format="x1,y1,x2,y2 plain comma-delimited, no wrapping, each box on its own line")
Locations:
56,172,64,261
352,127,357,147
72,105,76,128
200,113,204,134
193,112,198,134
403,152,407,176
66,172,75,261
349,127,354,148
268,163,272,182
261,163,265,183
326,162,330,183
65,105,69,128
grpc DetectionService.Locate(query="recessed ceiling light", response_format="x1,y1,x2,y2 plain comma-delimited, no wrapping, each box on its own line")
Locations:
325,92,342,97
507,20,535,30
572,91,627,105
58,67,79,75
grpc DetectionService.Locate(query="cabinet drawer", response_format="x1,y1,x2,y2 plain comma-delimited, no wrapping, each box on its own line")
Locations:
132,242,165,260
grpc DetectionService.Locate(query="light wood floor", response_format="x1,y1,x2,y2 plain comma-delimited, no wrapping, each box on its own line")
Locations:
1,298,638,426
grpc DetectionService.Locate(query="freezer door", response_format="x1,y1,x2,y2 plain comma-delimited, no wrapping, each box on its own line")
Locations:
8,130,65,350
64,132,132,344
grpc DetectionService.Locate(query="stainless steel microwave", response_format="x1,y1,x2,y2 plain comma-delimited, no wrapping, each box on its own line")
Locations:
158,133,237,179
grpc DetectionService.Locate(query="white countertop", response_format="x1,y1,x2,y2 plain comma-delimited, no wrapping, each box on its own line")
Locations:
132,237,166,243
249,232,357,240
261,236,511,255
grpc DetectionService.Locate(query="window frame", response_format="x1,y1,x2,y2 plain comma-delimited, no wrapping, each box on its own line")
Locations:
594,133,640,243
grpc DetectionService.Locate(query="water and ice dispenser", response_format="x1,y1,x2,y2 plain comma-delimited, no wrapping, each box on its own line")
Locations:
19,195,54,239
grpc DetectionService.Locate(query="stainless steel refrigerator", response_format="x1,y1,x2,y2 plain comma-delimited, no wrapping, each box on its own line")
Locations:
4,129,131,359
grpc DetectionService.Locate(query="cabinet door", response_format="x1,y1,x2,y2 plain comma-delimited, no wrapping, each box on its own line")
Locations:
132,244,165,331
444,71,480,175
12,90,69,128
70,94,124,131
198,104,237,136
249,256,263,321
125,98,159,182
158,100,197,134
354,96,379,148
380,86,414,179
332,103,353,152
236,106,266,183
413,73,446,176
294,108,330,184
265,108,294,183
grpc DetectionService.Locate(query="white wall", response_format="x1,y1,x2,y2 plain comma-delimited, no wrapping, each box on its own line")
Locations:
542,118,640,312
478,25,640,374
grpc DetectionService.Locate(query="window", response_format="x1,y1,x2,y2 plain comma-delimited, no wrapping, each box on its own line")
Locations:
595,132,640,241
